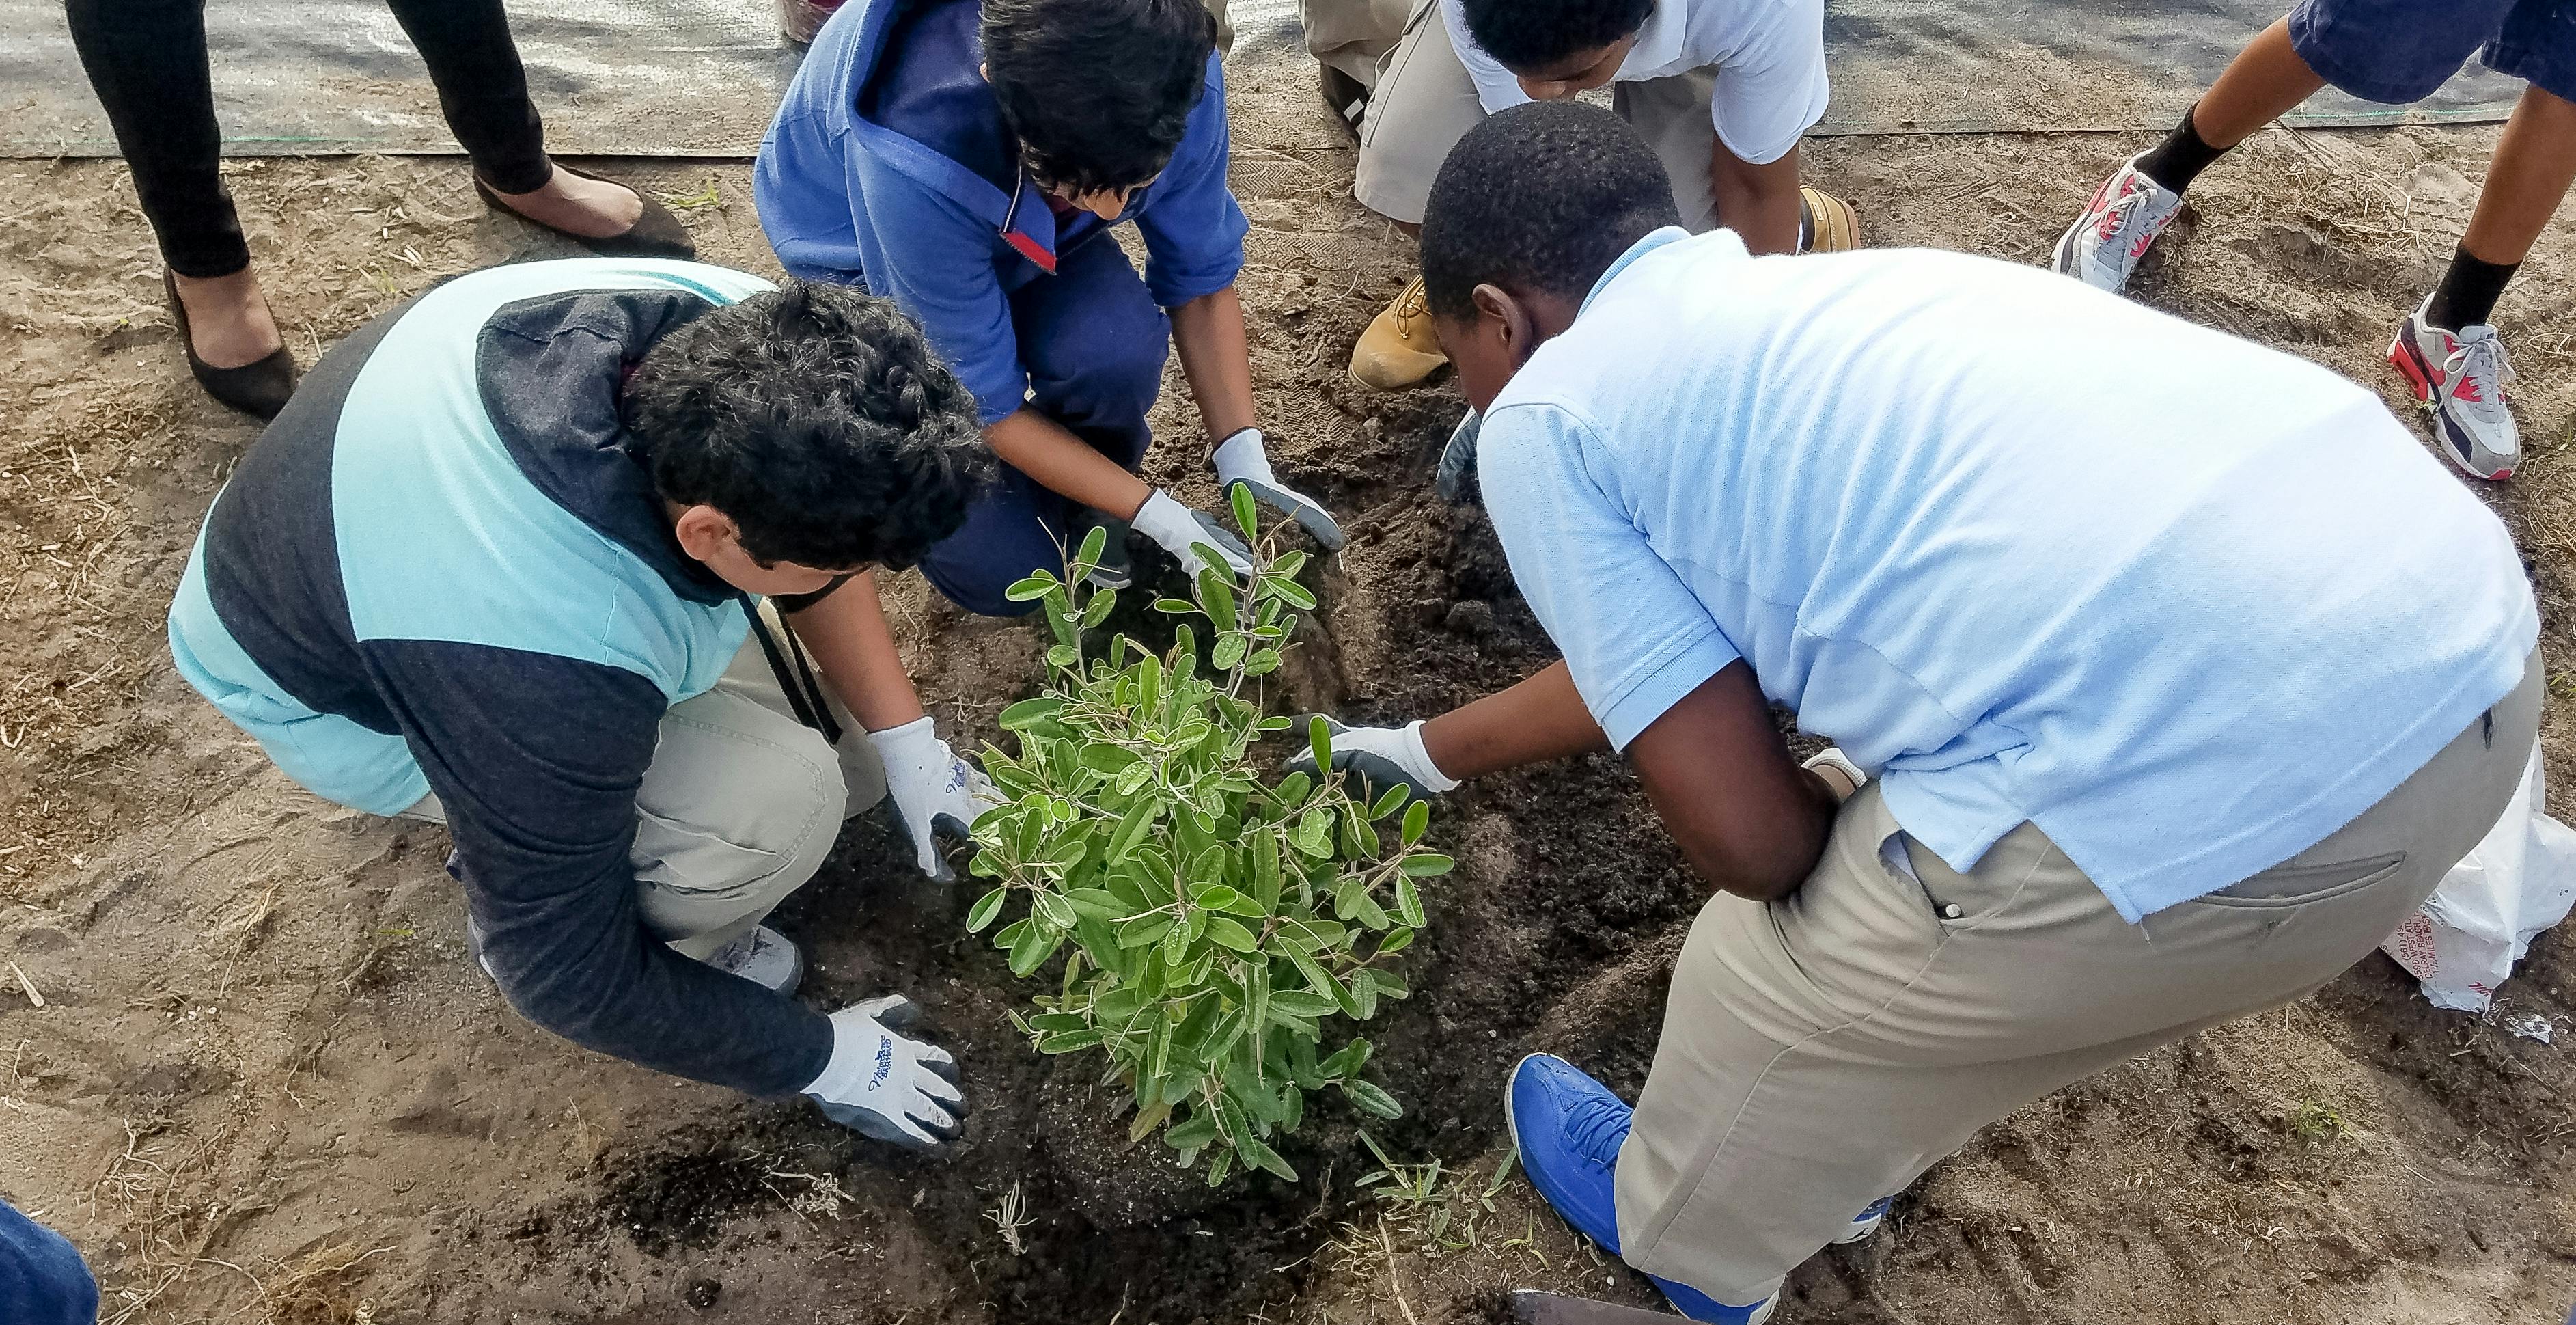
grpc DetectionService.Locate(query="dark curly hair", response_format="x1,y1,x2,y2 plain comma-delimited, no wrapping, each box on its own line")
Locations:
1458,0,1650,73
1420,103,1678,320
624,282,992,572
982,0,1215,197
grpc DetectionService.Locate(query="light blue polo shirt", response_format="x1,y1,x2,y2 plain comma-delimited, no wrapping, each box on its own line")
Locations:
1478,228,2538,921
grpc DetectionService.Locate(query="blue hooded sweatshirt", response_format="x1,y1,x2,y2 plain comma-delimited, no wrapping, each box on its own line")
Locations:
755,0,1250,425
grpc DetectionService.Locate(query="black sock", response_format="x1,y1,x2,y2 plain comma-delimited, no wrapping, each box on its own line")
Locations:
2135,104,2227,195
2424,245,2519,331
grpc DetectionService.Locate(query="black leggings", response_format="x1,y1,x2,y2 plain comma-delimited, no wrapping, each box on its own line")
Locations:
64,0,553,277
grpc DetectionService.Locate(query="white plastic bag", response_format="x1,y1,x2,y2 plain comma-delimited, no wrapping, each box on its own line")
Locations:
2381,746,2576,1013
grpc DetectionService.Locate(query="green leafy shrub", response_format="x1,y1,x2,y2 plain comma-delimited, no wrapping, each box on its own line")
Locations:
967,489,1451,1186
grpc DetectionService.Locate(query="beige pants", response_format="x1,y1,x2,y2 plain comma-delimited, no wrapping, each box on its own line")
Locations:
1347,0,1721,227
1617,651,2544,1304
407,609,888,960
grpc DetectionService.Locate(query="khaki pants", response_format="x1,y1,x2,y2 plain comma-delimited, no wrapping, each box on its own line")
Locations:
1617,651,2543,1304
408,608,889,960
1347,0,1721,227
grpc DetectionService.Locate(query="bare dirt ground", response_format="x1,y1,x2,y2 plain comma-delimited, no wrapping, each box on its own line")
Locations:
4,23,2576,1325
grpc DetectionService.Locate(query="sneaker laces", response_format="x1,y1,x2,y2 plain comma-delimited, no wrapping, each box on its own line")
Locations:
2093,169,2175,262
1562,1091,1635,1168
2443,327,2514,422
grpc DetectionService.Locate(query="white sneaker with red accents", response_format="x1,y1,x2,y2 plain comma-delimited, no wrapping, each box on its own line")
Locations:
2388,297,2519,481
2051,155,2183,295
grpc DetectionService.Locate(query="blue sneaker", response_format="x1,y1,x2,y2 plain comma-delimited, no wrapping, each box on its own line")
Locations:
1833,1196,1893,1244
1504,1054,1776,1324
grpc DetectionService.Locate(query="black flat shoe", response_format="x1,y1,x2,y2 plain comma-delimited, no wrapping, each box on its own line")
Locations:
474,163,697,260
163,271,297,420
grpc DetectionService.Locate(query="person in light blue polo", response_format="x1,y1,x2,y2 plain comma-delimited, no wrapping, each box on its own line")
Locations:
1312,103,2542,1323
755,0,1346,615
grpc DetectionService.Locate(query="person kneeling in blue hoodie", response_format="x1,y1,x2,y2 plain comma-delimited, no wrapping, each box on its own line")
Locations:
756,0,1346,614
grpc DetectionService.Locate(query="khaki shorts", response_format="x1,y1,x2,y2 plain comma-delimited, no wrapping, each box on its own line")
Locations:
1344,0,1723,227
406,605,888,960
1616,649,2544,1304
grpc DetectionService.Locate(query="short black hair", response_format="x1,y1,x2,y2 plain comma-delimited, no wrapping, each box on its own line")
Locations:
983,0,1216,197
1419,102,1680,320
1459,0,1650,72
625,282,991,572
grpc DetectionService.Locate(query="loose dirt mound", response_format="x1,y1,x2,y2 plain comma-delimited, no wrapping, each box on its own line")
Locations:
2,27,2573,1325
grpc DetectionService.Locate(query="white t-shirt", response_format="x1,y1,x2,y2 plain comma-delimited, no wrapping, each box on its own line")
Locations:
1440,0,1828,165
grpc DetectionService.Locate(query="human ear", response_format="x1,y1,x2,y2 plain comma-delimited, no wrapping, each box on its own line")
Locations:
1471,284,1537,366
669,504,739,565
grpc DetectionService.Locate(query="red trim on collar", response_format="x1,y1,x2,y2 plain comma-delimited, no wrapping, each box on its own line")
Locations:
1003,230,1057,274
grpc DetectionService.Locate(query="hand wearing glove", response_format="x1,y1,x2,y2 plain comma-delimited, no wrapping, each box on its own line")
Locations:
803,994,967,1150
1286,717,1460,806
1434,409,1480,507
1133,489,1255,580
1213,427,1347,551
868,715,1003,881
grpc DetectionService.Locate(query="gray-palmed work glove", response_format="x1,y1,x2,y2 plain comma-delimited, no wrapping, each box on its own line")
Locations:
802,994,967,1150
867,715,1003,882
1213,427,1347,550
1435,409,1480,507
1133,489,1255,580
1285,717,1460,806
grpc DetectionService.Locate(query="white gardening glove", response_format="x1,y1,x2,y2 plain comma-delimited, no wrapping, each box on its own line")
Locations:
1286,717,1460,805
1133,489,1255,581
867,715,1003,881
1212,427,1347,551
802,994,967,1150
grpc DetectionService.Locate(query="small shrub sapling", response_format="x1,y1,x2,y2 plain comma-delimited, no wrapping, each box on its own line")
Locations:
967,489,1451,1186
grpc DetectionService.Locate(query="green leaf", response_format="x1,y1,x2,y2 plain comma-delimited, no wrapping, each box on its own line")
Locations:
1343,966,1381,1020
1128,1097,1175,1143
1238,1131,1299,1181
1204,916,1258,953
1401,800,1429,847
1047,643,1078,668
1003,573,1058,603
1375,926,1415,957
1213,633,1246,672
1204,1147,1234,1188
1275,771,1312,806
999,697,1065,729
1340,1078,1404,1119
1118,915,1175,948
1270,578,1318,610
1075,522,1109,571
1153,597,1197,614
1165,1108,1222,1151
1242,648,1282,677
1400,853,1454,877
966,887,1009,933
1231,479,1258,538
1037,1028,1104,1053
1080,743,1143,775
1107,801,1157,862
1371,784,1410,821
992,916,1029,952
1306,716,1333,780
1317,1037,1372,1080
1008,922,1062,977
1032,890,1078,929
1195,565,1238,630
1394,875,1426,928
1267,989,1340,1019
1370,968,1410,1001
1293,806,1333,858
1191,882,1245,912
1251,830,1283,912
1269,549,1310,581
1081,588,1118,629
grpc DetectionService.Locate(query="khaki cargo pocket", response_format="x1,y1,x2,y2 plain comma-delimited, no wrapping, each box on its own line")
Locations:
2190,852,2405,910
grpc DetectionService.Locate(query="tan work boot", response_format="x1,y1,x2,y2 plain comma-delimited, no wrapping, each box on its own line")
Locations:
1799,186,1861,253
1350,277,1446,391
